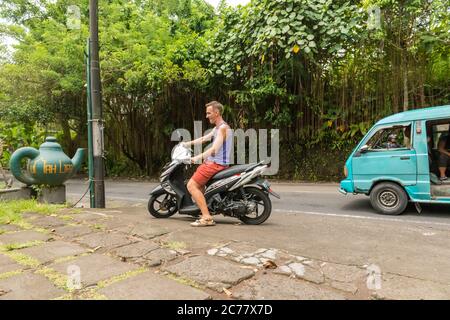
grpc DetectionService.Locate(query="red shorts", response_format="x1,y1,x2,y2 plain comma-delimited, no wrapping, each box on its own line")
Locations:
191,161,228,187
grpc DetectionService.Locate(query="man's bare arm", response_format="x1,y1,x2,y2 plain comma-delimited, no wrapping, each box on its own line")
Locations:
183,130,214,147
191,126,227,162
438,140,450,157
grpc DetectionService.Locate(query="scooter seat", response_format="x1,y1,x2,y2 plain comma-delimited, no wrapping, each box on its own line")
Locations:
210,163,258,181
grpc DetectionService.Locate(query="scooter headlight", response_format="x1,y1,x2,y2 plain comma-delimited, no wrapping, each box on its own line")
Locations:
161,181,176,195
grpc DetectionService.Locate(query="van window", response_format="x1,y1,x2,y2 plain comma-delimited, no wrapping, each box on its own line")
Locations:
367,124,412,150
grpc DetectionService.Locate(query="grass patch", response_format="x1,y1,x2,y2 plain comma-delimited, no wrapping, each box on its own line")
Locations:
1,240,44,251
0,269,23,280
53,252,91,264
67,208,82,214
2,251,40,268
97,267,147,288
0,199,66,225
35,267,69,291
165,273,203,290
53,293,73,300
52,255,78,264
91,224,105,231
75,288,108,300
7,220,49,235
163,241,186,250
11,220,34,230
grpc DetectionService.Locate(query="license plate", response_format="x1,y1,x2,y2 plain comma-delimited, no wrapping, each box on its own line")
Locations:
262,180,271,189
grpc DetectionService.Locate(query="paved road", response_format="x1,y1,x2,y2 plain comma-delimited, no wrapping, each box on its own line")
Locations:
65,179,450,228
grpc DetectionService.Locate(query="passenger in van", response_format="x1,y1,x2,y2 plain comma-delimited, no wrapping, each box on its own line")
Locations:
438,132,450,181
386,134,401,149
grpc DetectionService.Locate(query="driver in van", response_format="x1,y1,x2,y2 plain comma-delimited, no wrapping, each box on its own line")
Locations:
386,134,401,149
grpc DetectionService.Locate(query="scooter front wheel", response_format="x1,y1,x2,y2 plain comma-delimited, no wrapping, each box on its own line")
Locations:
148,193,178,218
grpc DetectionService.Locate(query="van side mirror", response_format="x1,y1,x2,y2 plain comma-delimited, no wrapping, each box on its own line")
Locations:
359,145,369,153
354,145,369,157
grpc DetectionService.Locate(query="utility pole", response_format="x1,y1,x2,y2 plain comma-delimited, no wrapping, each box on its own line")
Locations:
89,0,105,208
85,39,95,208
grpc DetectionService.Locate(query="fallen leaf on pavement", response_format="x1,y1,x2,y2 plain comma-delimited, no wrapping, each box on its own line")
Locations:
223,288,232,296
0,289,10,296
263,260,277,269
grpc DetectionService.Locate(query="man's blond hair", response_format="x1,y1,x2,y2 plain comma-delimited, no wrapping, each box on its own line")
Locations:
206,101,224,115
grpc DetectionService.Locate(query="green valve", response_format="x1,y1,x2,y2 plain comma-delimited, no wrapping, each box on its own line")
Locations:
9,136,85,186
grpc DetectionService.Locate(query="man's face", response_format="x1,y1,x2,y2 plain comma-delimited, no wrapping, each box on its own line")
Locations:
206,106,219,124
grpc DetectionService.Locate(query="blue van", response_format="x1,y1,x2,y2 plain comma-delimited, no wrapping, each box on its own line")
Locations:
340,105,450,215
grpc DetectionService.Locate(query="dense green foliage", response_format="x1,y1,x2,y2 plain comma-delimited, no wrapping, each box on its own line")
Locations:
0,0,449,180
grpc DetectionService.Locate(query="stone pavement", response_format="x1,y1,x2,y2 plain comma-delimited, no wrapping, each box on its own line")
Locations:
0,206,450,300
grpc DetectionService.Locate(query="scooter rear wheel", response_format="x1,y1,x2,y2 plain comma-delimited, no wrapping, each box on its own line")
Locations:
239,187,272,225
148,193,178,218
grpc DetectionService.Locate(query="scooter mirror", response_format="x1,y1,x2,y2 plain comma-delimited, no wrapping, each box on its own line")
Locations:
172,129,182,141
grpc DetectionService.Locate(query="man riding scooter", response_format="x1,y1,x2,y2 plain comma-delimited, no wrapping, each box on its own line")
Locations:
182,101,233,227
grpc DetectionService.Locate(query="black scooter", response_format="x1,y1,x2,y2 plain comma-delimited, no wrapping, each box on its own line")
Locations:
148,144,279,225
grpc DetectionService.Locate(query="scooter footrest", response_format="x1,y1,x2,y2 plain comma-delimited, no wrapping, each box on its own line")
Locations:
180,204,201,215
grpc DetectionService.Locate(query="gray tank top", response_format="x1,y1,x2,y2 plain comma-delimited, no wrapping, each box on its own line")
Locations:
206,122,233,166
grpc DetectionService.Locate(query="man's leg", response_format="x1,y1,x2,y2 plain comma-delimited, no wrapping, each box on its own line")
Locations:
187,178,212,220
438,154,449,178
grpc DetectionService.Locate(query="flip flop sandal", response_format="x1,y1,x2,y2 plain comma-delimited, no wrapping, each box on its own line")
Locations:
190,218,216,227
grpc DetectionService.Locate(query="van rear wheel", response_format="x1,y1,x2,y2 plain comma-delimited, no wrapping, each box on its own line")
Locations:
370,182,408,215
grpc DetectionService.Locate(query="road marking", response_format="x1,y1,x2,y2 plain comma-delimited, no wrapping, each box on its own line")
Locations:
83,211,110,217
67,193,148,202
105,196,148,201
279,190,340,194
274,209,450,228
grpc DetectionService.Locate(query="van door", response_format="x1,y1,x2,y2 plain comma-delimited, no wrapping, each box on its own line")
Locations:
352,123,417,192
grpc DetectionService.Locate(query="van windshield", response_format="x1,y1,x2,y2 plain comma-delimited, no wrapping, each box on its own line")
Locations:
367,125,412,150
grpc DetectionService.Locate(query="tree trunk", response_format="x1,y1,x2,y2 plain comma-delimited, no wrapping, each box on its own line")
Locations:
59,116,74,156
403,65,408,111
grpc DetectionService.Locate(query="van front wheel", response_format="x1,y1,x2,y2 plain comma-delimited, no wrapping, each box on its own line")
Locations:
370,182,408,215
